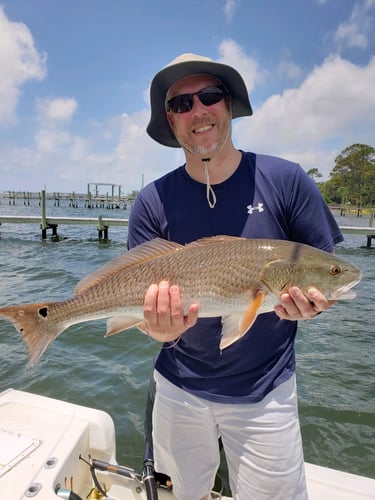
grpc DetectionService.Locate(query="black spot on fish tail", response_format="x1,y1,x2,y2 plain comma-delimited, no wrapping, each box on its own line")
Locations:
39,307,48,318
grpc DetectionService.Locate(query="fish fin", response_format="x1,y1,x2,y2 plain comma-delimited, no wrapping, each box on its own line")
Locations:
0,303,64,368
189,235,242,248
75,238,184,294
220,290,266,349
219,314,243,349
105,316,145,336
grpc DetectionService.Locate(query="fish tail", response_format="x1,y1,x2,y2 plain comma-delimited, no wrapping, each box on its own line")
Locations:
0,302,64,368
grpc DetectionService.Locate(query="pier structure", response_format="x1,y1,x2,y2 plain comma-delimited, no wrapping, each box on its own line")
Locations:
337,226,375,248
0,214,127,240
0,190,128,240
86,183,122,209
0,213,373,245
0,186,135,210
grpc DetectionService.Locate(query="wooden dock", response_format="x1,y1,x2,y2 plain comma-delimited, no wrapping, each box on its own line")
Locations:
0,214,128,240
337,226,375,248
0,214,374,246
0,190,130,239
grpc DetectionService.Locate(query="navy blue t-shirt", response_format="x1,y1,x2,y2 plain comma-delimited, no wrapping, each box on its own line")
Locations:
128,152,343,403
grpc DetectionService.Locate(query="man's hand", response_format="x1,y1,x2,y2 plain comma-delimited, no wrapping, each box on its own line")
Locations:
143,281,199,342
274,286,336,321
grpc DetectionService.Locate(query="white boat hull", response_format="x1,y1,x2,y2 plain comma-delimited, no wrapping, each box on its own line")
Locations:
0,389,374,499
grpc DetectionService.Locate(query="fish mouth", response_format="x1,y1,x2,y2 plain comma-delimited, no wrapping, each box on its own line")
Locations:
328,277,362,300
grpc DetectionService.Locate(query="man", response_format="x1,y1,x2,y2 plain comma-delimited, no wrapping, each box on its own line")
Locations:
128,53,343,500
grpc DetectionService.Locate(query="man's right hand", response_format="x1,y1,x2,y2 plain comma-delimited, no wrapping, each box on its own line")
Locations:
143,280,199,342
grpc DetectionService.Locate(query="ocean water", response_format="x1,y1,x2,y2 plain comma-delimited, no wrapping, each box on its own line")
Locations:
0,199,374,490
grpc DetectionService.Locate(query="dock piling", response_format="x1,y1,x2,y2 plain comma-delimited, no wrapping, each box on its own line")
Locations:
97,215,109,240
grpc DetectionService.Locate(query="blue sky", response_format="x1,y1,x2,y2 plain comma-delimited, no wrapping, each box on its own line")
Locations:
0,0,374,194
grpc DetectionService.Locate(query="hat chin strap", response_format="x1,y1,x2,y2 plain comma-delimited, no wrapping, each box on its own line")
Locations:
202,158,217,209
182,144,218,209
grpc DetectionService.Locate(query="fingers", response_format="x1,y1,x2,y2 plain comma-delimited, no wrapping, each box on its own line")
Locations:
274,286,335,321
169,284,185,324
143,281,199,342
143,283,160,328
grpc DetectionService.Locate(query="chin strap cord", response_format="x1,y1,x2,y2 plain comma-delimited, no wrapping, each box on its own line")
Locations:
202,158,217,209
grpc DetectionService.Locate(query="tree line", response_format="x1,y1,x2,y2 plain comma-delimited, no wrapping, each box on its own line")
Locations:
307,144,375,207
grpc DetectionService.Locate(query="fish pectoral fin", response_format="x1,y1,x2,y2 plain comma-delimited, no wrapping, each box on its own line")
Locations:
219,314,243,349
220,290,266,350
105,316,144,337
240,290,267,332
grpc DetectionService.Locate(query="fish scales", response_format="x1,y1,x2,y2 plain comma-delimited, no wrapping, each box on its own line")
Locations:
0,236,362,367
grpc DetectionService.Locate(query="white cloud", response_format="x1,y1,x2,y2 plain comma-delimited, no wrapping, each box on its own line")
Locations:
0,6,46,126
223,0,237,22
277,59,302,81
34,128,71,154
33,98,80,157
36,97,78,123
235,55,375,178
111,110,183,190
218,39,261,93
69,136,90,162
333,0,375,50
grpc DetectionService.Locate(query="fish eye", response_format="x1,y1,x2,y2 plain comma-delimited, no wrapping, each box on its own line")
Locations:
330,265,341,275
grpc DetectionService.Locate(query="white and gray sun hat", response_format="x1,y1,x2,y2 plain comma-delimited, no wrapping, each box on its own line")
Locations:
146,53,253,148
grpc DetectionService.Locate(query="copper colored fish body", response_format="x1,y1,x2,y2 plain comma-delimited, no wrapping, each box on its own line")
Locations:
0,236,362,367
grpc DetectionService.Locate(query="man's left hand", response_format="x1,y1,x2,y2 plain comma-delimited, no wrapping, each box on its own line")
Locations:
274,286,336,321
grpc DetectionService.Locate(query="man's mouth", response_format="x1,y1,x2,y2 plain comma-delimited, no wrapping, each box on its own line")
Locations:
193,124,214,134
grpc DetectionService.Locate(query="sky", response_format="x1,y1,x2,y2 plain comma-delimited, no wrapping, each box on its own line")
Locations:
0,0,374,194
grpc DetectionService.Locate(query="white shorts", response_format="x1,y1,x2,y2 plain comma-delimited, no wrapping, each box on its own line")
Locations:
153,371,307,500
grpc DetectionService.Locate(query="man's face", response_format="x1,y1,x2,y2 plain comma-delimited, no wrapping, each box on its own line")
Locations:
166,75,232,158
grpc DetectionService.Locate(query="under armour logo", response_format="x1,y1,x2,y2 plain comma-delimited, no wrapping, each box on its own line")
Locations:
247,202,264,214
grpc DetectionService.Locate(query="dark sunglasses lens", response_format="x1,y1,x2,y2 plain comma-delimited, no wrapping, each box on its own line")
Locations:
167,86,226,113
199,90,225,106
168,95,193,113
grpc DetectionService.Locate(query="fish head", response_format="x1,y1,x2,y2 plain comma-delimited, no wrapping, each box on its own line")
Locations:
259,246,362,300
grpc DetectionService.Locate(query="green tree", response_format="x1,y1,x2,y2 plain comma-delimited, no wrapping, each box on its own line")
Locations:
327,144,375,206
307,168,323,182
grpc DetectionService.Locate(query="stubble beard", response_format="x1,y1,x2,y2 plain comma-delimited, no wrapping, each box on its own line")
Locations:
184,141,221,157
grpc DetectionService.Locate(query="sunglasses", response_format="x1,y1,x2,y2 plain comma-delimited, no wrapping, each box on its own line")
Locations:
166,85,228,114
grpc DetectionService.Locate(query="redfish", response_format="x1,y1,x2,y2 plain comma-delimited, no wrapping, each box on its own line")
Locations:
0,236,362,367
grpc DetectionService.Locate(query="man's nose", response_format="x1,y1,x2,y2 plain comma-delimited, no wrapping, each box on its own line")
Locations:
191,95,208,114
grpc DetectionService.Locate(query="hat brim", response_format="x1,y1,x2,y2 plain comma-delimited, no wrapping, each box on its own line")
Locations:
147,59,253,148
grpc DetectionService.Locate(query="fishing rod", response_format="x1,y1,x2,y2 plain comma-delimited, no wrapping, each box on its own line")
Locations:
55,455,159,500
79,455,159,500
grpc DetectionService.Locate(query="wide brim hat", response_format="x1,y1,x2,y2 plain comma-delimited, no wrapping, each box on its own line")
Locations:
147,53,253,148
